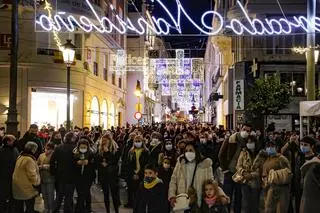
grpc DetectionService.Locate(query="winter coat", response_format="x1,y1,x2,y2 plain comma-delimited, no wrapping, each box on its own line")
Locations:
235,148,261,188
157,166,173,193
17,132,43,159
73,151,96,184
0,145,19,201
50,143,77,184
134,180,168,213
96,150,120,183
300,157,320,213
200,202,228,213
149,143,162,165
120,139,134,179
169,157,227,207
262,154,291,213
126,148,150,179
218,133,244,173
12,153,41,200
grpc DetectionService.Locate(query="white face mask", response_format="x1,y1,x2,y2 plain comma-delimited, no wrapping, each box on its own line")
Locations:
250,131,256,137
200,138,206,144
246,143,255,150
240,131,249,139
185,151,196,162
79,148,87,153
134,142,142,148
165,144,173,150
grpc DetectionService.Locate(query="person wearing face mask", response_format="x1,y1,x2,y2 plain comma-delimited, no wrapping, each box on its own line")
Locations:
17,124,43,159
125,135,150,208
96,134,120,213
73,139,95,213
134,164,168,213
0,135,19,213
149,132,163,165
50,132,78,213
12,141,41,213
261,141,291,213
218,123,251,213
158,138,177,168
169,142,227,212
233,136,261,213
38,143,55,213
49,131,62,147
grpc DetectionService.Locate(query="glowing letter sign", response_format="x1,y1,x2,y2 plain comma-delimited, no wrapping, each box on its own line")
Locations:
35,0,318,36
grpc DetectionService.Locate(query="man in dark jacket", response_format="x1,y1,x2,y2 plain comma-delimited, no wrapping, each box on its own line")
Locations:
17,124,43,159
50,132,77,213
0,135,19,213
218,123,251,213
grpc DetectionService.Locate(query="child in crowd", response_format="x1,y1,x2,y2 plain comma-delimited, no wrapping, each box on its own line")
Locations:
38,143,55,213
200,179,229,213
134,164,168,213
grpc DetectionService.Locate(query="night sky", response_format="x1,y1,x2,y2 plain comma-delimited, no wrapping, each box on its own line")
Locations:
151,0,213,57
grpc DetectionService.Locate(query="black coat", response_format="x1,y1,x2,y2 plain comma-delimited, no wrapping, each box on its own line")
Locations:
126,149,150,179
96,150,120,183
120,139,133,178
149,144,162,165
134,181,168,213
73,151,96,184
0,145,19,201
50,143,77,184
157,167,173,193
17,132,43,159
200,201,228,213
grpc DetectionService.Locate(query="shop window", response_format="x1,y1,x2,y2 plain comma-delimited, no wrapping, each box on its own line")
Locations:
280,72,305,97
93,62,98,76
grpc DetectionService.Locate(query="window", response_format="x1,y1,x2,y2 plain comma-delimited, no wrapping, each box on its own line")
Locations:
93,62,98,76
112,72,116,85
280,72,305,97
103,54,108,81
118,77,122,88
74,34,82,60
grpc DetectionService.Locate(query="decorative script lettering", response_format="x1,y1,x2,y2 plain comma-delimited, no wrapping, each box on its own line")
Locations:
35,0,319,36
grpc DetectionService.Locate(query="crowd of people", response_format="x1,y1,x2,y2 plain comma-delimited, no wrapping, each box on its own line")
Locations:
0,122,319,213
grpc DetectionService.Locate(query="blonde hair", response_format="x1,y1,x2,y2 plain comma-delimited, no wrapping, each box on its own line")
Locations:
99,133,118,154
202,179,219,198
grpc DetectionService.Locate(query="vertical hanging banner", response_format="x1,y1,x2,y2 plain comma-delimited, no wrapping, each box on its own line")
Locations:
116,49,126,75
176,49,184,75
161,78,170,96
233,80,244,110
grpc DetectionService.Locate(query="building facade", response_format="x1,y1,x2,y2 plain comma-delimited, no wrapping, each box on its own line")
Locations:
0,0,127,133
205,0,320,131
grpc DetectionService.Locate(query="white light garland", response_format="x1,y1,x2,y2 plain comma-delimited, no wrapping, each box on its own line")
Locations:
35,0,319,36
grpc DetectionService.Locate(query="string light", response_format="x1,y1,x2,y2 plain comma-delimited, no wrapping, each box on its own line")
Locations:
36,0,320,36
43,0,62,50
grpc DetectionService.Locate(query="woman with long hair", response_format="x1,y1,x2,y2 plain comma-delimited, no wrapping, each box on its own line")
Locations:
96,133,120,213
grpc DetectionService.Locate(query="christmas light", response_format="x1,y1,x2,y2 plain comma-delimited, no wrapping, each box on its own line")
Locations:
35,0,319,36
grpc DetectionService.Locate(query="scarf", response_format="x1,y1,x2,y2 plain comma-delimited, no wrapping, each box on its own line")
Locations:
144,177,161,189
204,196,217,208
134,148,143,174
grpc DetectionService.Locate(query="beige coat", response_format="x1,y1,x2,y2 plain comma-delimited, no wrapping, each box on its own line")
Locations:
169,157,227,206
12,154,41,200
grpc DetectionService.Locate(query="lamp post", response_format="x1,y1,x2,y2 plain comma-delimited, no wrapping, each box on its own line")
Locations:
6,0,19,136
307,0,316,101
61,40,76,131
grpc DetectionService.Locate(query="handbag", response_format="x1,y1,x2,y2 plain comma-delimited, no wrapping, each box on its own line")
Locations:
34,194,44,212
172,193,190,212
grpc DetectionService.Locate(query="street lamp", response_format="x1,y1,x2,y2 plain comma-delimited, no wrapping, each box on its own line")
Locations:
61,39,76,131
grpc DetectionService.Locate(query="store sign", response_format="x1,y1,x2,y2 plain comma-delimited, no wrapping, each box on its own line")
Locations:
35,0,319,36
233,80,244,110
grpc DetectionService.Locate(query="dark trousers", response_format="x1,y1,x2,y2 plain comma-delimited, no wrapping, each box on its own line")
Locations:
54,183,75,213
101,179,120,213
13,197,35,213
75,182,92,213
0,199,12,213
127,176,140,207
241,184,260,213
223,172,242,213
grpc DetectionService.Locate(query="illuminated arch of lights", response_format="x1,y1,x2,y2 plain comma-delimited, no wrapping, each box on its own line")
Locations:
35,0,319,36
